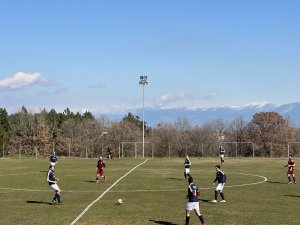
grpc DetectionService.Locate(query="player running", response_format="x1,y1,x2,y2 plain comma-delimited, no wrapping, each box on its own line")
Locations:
46,165,62,204
184,155,192,180
96,156,107,183
211,165,226,203
284,155,296,184
184,176,207,225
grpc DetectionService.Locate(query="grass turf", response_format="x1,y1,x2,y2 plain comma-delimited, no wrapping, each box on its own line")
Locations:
0,157,299,225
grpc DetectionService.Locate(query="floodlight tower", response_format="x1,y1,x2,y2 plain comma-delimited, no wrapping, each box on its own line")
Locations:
139,75,148,158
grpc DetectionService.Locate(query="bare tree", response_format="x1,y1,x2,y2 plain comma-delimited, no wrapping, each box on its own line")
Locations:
247,112,294,156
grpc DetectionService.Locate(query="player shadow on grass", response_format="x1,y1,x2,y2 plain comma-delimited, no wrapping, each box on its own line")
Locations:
26,200,54,205
267,180,287,184
283,194,300,198
149,219,178,225
199,198,210,203
82,180,96,183
168,177,184,181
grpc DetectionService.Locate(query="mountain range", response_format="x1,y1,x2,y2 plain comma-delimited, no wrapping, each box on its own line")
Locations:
106,102,300,127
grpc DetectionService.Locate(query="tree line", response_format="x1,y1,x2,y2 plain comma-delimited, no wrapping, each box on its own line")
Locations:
0,106,299,158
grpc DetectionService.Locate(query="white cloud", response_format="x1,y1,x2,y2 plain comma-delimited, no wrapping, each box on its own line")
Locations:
0,72,48,90
154,92,194,107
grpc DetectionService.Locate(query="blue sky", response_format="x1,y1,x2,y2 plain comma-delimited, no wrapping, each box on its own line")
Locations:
0,1,299,116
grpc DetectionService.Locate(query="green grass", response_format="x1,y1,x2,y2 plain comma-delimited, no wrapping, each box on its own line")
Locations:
0,157,299,225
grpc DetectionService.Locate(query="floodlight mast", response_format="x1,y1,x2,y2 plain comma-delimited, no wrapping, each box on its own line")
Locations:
139,75,148,158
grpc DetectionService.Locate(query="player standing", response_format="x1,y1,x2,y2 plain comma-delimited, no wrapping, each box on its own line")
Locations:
219,146,225,164
49,152,58,166
46,165,62,204
96,156,107,183
284,155,296,184
211,165,226,203
184,155,192,180
184,176,207,225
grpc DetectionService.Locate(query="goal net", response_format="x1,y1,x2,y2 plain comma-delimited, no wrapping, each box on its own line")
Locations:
288,142,300,157
119,142,154,158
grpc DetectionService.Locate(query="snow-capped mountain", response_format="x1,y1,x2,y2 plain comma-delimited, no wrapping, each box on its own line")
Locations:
106,102,300,127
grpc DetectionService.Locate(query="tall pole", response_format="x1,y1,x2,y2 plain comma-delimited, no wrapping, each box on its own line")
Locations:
139,76,148,158
142,84,145,158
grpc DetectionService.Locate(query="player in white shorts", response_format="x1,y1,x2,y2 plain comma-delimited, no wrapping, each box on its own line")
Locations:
184,176,206,225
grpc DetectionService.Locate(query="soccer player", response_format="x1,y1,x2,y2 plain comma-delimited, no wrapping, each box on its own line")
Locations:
49,152,58,166
107,147,113,159
211,165,226,203
46,165,62,204
284,155,296,184
184,176,207,225
219,145,225,164
184,155,192,180
96,156,107,183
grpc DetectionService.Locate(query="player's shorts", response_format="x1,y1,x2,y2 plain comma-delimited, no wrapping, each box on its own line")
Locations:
185,168,190,174
97,170,104,176
220,155,225,160
287,168,294,175
50,184,60,191
50,162,56,166
186,202,199,211
216,183,225,191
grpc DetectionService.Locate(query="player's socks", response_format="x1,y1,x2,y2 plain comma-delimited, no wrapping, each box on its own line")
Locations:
185,216,190,225
198,215,205,224
184,173,187,179
214,190,218,200
55,193,61,203
220,192,225,200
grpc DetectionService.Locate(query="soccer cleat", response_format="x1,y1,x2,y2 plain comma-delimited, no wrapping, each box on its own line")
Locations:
211,199,217,203
52,200,57,204
288,182,292,184
220,200,226,203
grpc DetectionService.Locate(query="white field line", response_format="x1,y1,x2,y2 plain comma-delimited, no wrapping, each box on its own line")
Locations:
69,158,149,225
0,172,267,193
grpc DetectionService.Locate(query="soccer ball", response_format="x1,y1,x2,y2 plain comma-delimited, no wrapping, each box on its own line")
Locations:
117,199,123,204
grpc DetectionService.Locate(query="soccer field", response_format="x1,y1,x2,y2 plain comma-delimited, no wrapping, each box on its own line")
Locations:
0,157,299,225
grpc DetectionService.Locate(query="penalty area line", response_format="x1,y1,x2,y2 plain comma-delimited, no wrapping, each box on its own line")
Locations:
70,158,149,225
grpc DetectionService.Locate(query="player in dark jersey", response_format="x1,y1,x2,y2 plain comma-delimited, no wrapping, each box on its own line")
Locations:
46,165,62,203
219,146,225,164
211,165,226,203
184,176,207,225
49,152,58,166
184,155,192,180
96,156,107,183
284,155,296,184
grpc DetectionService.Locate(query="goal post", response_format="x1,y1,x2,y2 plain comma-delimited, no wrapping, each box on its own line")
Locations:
119,141,154,158
288,142,300,157
219,142,254,157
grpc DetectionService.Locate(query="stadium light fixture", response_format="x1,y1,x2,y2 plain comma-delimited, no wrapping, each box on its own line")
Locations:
139,75,148,158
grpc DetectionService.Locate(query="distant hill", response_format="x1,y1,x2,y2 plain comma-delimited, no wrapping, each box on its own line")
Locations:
105,102,300,127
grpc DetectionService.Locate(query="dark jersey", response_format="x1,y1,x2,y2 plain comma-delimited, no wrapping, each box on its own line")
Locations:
213,170,226,184
184,159,191,168
46,170,57,186
187,183,200,202
219,148,225,155
50,155,57,163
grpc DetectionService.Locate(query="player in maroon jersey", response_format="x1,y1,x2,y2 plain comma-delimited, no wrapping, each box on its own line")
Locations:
96,156,107,183
284,155,296,184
